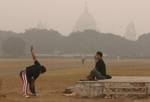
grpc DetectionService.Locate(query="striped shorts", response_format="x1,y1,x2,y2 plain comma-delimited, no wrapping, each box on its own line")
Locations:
20,70,28,96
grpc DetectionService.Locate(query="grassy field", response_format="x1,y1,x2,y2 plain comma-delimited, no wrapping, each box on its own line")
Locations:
0,58,150,102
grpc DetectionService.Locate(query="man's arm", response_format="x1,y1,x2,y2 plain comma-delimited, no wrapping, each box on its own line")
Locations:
31,46,37,61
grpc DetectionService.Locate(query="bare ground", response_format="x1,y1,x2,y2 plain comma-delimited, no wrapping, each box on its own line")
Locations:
0,58,150,102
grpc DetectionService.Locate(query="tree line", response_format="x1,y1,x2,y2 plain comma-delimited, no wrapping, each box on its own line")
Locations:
0,28,150,58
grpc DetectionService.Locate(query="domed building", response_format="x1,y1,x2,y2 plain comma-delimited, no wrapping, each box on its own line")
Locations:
73,2,98,32
124,21,137,41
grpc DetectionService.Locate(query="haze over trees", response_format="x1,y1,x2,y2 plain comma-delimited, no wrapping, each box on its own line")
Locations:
2,37,26,57
0,28,150,58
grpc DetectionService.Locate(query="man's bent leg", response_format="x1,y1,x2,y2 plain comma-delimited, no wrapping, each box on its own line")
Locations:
93,69,105,80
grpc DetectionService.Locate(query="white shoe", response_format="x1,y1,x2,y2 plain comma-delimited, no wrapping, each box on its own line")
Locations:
23,94,30,98
25,95,30,98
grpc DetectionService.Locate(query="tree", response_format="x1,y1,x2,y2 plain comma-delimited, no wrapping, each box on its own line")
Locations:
2,37,26,57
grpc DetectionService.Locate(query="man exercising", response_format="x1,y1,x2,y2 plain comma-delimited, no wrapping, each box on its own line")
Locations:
20,46,46,98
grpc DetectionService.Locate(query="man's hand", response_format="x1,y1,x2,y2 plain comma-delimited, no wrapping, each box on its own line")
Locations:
31,45,34,52
31,45,37,61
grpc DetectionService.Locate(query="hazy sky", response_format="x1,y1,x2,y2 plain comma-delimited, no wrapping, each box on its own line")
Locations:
0,0,150,36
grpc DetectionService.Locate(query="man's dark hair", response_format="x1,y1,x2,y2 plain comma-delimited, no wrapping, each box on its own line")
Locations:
96,51,103,57
41,65,46,73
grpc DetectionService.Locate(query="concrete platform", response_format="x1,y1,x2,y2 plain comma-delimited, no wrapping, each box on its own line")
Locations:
78,76,150,83
71,76,150,98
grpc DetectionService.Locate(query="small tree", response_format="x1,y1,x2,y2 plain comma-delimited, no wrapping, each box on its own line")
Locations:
2,37,26,57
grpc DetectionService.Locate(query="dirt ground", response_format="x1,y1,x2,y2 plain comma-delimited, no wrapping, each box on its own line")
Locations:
1,58,150,102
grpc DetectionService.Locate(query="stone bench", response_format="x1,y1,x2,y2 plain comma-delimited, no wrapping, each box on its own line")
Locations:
71,76,150,98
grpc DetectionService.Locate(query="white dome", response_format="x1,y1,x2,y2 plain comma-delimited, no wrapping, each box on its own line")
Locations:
124,21,137,41
73,3,98,32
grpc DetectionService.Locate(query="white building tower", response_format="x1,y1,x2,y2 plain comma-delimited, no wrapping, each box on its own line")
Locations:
124,21,137,41
73,1,98,32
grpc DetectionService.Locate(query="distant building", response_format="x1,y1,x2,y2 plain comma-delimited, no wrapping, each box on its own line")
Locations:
36,21,47,30
124,21,137,41
73,1,98,32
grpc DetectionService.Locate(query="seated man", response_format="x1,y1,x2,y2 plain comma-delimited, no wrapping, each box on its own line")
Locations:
87,51,112,80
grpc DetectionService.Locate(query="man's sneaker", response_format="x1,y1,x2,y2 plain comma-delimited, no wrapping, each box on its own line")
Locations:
31,93,37,96
24,95,30,98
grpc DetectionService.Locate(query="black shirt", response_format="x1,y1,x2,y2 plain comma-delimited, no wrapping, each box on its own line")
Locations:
95,59,106,76
26,60,42,82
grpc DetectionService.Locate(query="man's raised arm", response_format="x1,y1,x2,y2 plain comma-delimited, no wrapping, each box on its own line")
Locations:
31,46,37,61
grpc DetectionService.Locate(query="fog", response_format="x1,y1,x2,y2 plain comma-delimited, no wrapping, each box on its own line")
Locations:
0,0,150,36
